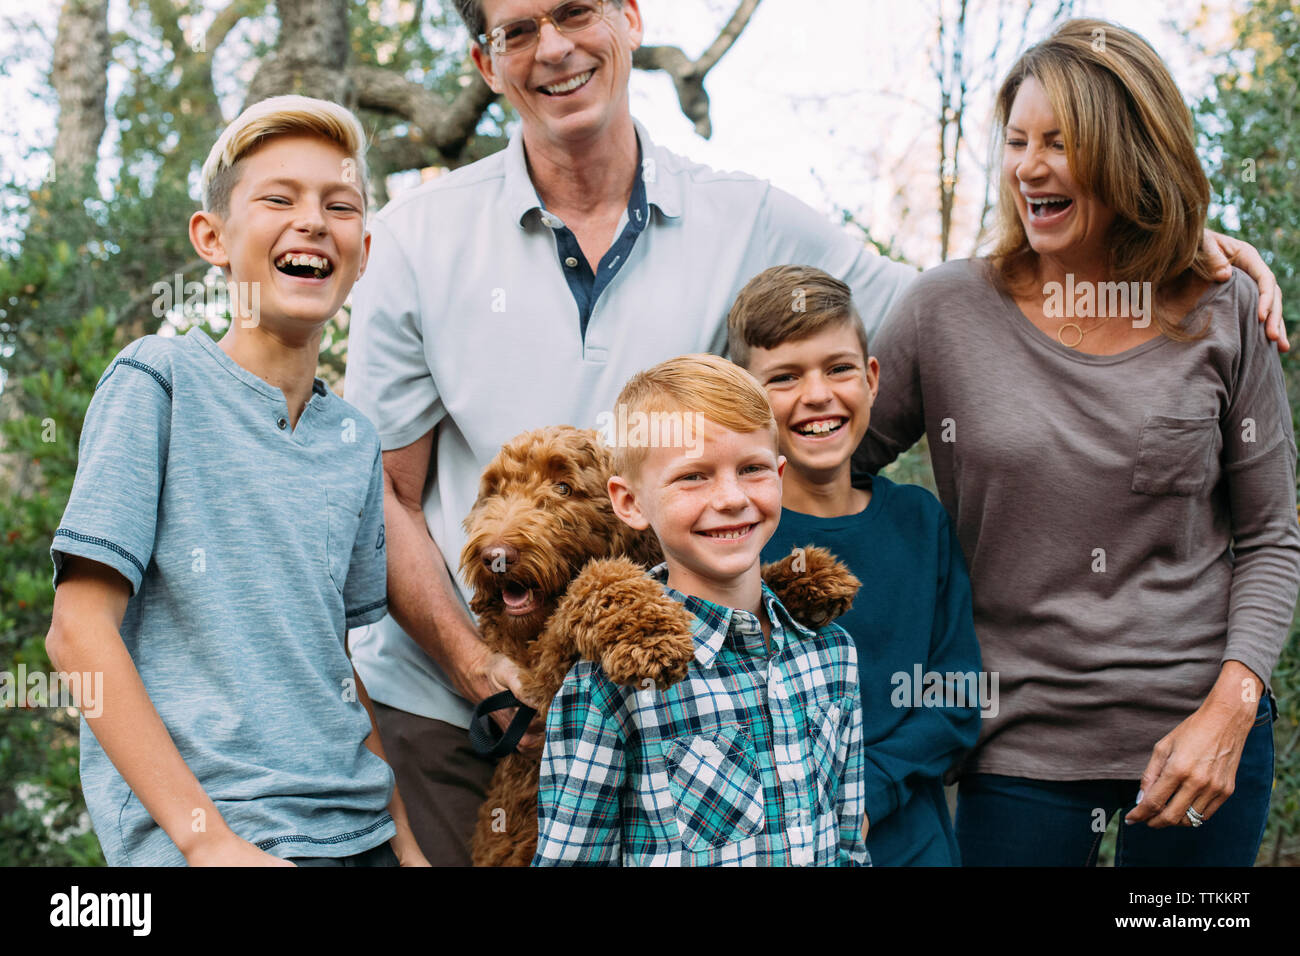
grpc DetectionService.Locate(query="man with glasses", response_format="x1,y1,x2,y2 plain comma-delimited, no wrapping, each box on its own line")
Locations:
342,0,1284,865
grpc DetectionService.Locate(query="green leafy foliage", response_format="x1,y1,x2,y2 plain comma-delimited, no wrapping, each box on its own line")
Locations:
0,306,119,866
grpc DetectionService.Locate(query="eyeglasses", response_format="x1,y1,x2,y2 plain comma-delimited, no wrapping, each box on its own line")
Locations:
480,1,608,56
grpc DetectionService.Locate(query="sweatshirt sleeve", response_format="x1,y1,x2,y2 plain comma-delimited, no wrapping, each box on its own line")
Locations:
1218,277,1300,685
860,505,983,826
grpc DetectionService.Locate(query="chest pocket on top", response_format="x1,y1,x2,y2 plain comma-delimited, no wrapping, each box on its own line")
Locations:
664,724,764,851
325,491,363,593
1130,415,1218,497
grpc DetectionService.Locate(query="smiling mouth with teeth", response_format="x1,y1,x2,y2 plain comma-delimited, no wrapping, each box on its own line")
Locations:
540,69,594,96
274,252,334,279
1026,196,1074,217
795,418,846,436
699,524,755,540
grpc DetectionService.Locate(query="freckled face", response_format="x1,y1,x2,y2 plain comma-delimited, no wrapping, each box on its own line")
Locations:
614,418,785,595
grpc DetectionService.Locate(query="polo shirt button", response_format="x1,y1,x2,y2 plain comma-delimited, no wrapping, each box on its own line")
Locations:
564,256,579,268
277,417,288,430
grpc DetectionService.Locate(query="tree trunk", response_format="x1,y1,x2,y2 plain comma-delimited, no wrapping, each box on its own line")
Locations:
245,0,353,106
50,0,111,189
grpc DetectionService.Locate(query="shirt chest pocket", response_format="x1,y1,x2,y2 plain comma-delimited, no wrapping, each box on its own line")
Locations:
664,725,764,851
1130,415,1219,497
325,491,363,593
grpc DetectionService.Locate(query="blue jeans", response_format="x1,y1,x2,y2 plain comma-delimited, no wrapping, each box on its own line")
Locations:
955,694,1276,866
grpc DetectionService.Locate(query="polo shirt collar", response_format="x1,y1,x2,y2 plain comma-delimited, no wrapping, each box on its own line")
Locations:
504,117,683,228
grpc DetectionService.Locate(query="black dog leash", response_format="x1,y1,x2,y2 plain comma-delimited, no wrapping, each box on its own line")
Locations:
469,690,537,758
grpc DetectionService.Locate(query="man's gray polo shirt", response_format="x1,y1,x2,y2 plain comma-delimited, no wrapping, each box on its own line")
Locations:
343,117,916,730
51,328,395,865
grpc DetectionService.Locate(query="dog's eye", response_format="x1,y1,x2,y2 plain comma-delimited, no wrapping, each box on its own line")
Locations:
555,481,572,496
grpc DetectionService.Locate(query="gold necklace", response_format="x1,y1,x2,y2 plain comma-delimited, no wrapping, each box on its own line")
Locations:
1056,313,1115,348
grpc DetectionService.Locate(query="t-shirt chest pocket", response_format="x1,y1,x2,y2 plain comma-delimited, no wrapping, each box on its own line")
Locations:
1130,415,1219,497
325,491,363,593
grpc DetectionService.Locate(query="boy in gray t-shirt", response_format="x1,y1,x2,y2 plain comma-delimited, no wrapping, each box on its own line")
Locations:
45,96,427,866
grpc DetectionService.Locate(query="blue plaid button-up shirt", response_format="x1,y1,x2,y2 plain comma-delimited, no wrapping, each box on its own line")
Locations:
533,564,868,866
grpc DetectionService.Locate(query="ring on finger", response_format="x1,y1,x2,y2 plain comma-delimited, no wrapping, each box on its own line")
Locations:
1185,806,1205,828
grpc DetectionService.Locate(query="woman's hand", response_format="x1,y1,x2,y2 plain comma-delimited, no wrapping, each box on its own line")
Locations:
1124,661,1264,829
1203,228,1287,351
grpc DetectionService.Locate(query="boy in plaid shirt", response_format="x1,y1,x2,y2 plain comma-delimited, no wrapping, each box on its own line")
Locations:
533,354,867,866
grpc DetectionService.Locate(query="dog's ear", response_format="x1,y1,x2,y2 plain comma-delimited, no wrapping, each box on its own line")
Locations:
575,427,613,468
610,518,663,568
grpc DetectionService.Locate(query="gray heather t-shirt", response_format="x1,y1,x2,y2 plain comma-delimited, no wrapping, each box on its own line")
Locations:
855,259,1300,779
51,327,396,864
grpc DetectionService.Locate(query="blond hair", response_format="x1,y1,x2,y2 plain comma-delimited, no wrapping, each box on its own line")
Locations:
200,95,369,216
611,353,777,480
991,18,1213,339
727,265,869,369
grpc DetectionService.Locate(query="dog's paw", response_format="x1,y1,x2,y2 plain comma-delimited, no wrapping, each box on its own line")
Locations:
563,557,695,690
762,545,861,628
600,613,695,691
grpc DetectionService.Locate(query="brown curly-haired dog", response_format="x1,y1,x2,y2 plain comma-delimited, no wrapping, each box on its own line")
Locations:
460,425,861,867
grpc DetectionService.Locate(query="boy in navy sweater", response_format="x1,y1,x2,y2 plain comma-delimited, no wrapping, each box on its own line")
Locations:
728,265,982,865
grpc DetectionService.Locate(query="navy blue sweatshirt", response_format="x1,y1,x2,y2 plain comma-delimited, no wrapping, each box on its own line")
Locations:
762,473,982,865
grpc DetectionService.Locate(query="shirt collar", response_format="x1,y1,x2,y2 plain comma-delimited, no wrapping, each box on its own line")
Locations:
647,562,808,669
504,117,682,229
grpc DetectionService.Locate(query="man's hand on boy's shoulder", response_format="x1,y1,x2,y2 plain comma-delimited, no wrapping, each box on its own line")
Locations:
1204,228,1287,350
183,828,296,867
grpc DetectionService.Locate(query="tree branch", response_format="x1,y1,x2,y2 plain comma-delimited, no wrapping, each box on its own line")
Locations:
694,0,761,74
368,132,444,175
205,0,263,55
351,64,498,162
632,0,762,138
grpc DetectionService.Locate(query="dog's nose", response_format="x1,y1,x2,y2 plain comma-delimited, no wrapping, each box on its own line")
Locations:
481,543,519,572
